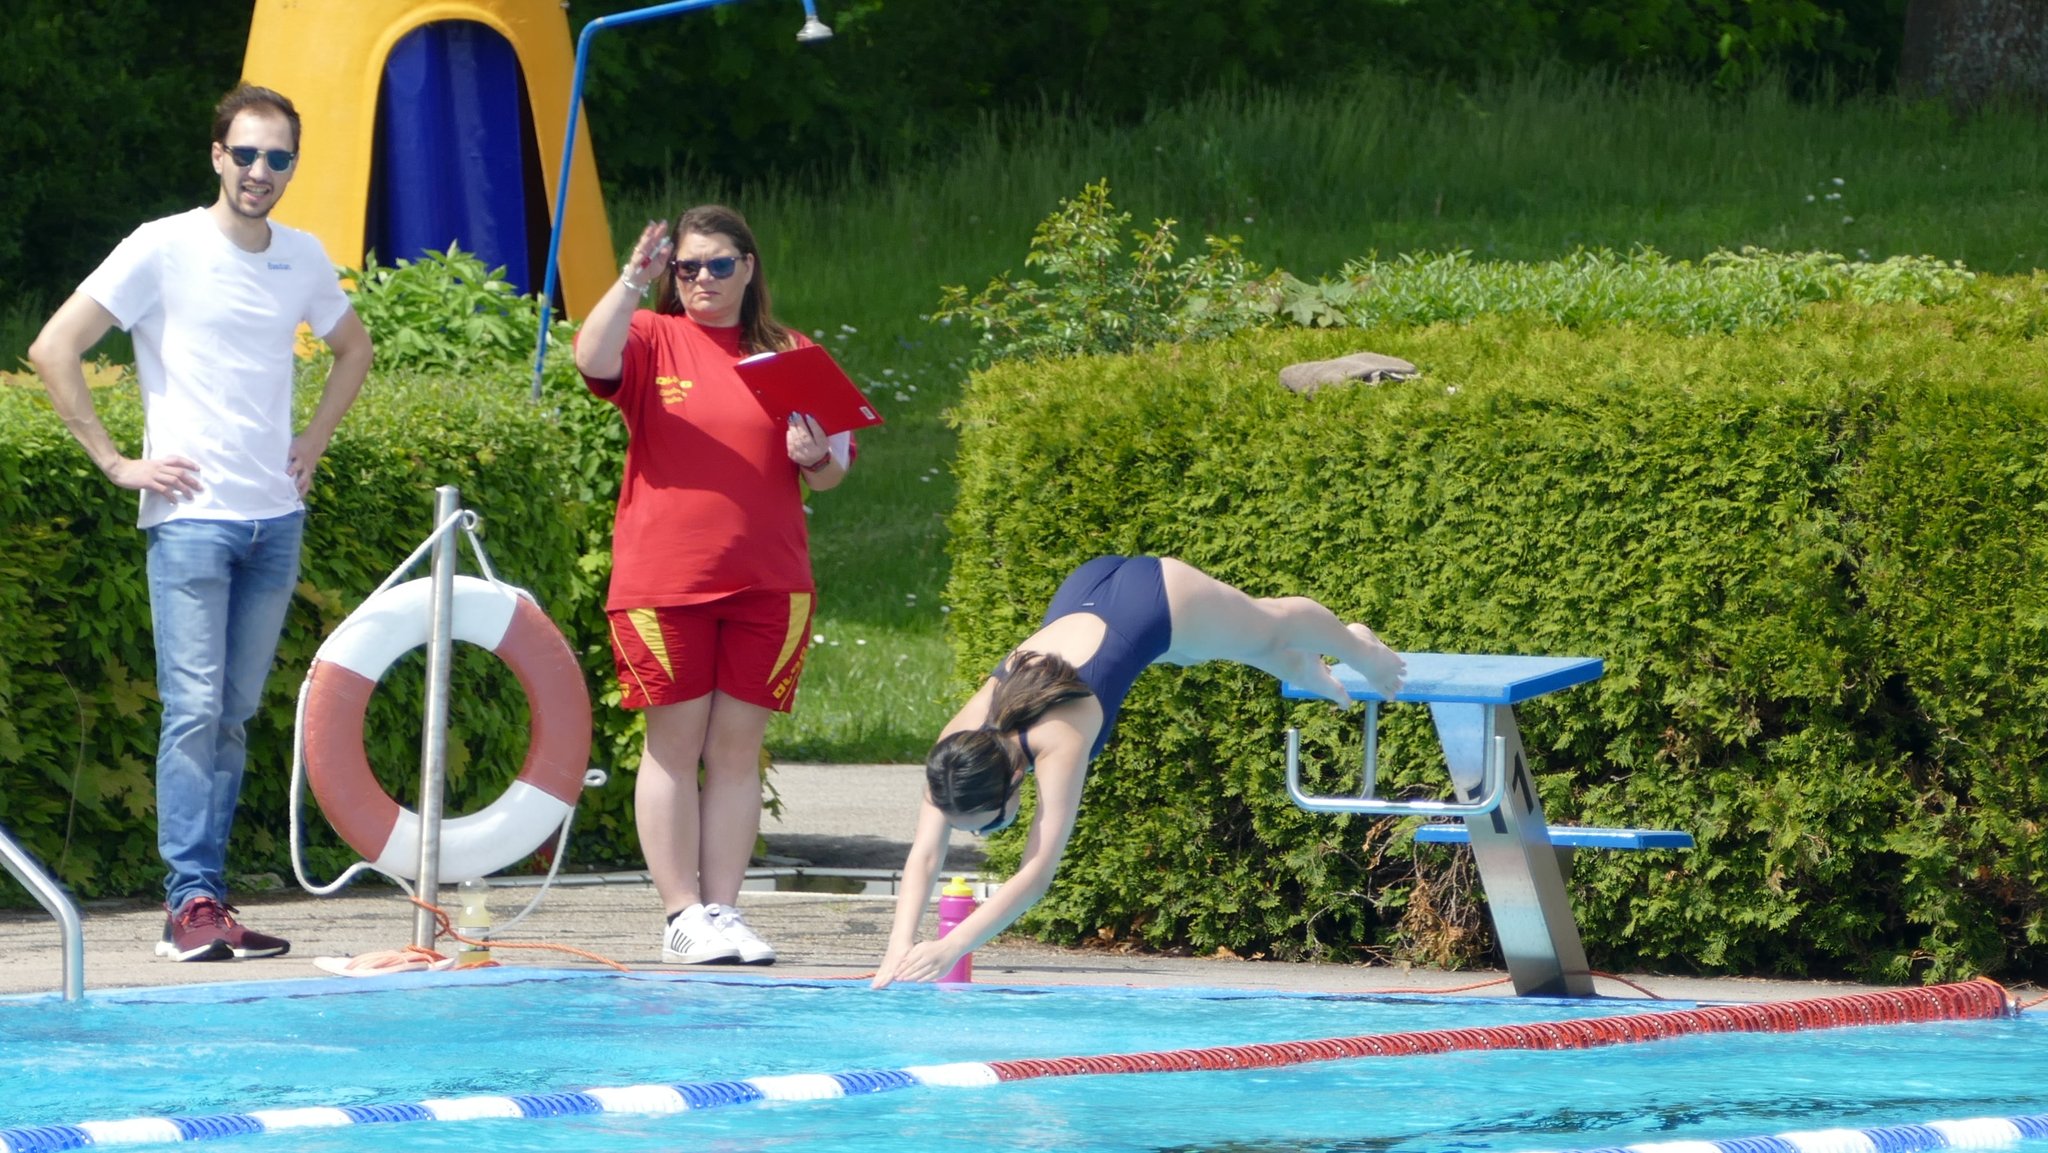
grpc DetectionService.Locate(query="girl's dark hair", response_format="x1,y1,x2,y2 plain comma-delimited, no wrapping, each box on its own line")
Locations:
212,84,302,151
652,204,797,356
926,652,1091,818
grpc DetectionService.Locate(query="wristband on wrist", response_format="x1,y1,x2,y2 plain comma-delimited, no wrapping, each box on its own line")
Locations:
800,451,832,473
619,272,649,294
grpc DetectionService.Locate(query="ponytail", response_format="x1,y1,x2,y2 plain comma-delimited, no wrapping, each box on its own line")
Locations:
987,651,1091,732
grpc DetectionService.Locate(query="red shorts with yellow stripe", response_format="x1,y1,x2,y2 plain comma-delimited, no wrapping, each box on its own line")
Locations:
606,591,815,712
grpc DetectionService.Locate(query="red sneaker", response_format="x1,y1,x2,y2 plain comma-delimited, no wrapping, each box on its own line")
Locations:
216,900,291,958
156,897,232,962
156,897,291,961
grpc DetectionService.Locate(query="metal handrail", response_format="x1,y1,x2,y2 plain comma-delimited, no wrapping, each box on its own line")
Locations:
1284,702,1507,817
0,825,84,1000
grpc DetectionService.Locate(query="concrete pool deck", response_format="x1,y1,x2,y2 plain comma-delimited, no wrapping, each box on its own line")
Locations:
0,763,1913,1003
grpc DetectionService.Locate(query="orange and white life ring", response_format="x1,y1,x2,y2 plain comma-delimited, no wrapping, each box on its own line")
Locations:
302,575,591,881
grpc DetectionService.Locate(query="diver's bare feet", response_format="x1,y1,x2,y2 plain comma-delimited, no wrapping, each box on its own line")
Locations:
1270,649,1354,705
1346,623,1406,699
1304,662,1356,707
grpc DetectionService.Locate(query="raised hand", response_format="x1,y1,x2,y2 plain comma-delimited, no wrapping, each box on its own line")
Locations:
620,220,674,292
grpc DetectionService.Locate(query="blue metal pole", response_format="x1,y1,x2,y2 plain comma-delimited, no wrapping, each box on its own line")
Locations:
531,0,830,401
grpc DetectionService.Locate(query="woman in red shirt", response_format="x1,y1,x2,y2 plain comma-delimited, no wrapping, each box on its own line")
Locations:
575,205,852,966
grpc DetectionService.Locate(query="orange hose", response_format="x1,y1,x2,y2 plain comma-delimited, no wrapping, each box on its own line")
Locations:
408,895,633,972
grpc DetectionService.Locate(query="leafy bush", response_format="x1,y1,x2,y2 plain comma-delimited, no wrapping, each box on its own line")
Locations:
933,180,1275,365
0,368,163,897
945,296,2048,984
345,245,562,377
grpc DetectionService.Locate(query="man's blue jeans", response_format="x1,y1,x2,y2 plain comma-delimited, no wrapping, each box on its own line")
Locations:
145,510,304,912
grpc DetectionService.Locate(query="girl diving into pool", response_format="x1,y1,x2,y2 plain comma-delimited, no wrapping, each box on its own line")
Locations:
872,555,1406,988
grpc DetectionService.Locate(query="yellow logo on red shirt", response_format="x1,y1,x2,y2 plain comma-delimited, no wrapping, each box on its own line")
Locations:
656,376,694,406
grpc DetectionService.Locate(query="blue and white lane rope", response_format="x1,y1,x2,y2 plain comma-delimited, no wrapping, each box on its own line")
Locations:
4,1075,2045,1153
0,1064,1000,1153
1515,1113,2048,1153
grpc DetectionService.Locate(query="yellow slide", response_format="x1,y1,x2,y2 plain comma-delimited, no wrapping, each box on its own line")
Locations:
241,0,615,319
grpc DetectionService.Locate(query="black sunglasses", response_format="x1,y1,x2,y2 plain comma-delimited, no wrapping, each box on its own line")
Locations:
672,255,741,281
223,145,297,172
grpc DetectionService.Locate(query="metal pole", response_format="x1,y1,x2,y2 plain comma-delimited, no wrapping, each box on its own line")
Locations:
0,825,83,1001
412,485,461,947
531,0,831,401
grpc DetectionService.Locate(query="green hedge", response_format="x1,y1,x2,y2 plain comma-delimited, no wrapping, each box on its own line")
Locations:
947,291,2048,983
0,365,645,902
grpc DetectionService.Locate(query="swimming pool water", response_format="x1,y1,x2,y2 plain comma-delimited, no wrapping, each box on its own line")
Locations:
2,971,2043,1152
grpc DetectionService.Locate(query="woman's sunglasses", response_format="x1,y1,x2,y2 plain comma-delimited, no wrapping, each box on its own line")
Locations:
223,145,297,172
672,255,741,281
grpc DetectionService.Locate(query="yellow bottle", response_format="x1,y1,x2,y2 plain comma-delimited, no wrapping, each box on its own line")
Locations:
454,877,492,966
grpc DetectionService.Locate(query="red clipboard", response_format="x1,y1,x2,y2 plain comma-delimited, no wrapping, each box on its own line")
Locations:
734,344,884,436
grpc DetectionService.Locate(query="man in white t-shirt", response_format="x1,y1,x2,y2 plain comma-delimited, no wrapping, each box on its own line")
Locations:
29,85,374,963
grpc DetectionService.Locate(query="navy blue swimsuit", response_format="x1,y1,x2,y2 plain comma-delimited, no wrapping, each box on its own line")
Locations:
1002,555,1174,760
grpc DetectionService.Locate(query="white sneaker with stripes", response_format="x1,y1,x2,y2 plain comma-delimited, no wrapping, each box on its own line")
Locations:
706,903,776,965
662,904,740,964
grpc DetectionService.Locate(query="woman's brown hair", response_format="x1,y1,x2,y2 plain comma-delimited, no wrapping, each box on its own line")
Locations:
651,204,797,356
926,652,1092,818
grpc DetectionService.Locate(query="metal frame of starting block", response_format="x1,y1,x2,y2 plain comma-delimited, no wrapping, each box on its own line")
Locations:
1281,652,1605,997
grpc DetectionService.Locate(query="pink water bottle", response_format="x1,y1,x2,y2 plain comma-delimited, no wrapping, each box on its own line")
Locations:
935,876,979,983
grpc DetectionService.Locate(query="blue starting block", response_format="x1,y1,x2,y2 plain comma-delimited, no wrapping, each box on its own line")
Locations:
1281,652,1639,998
1412,825,1695,851
1414,823,1693,879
